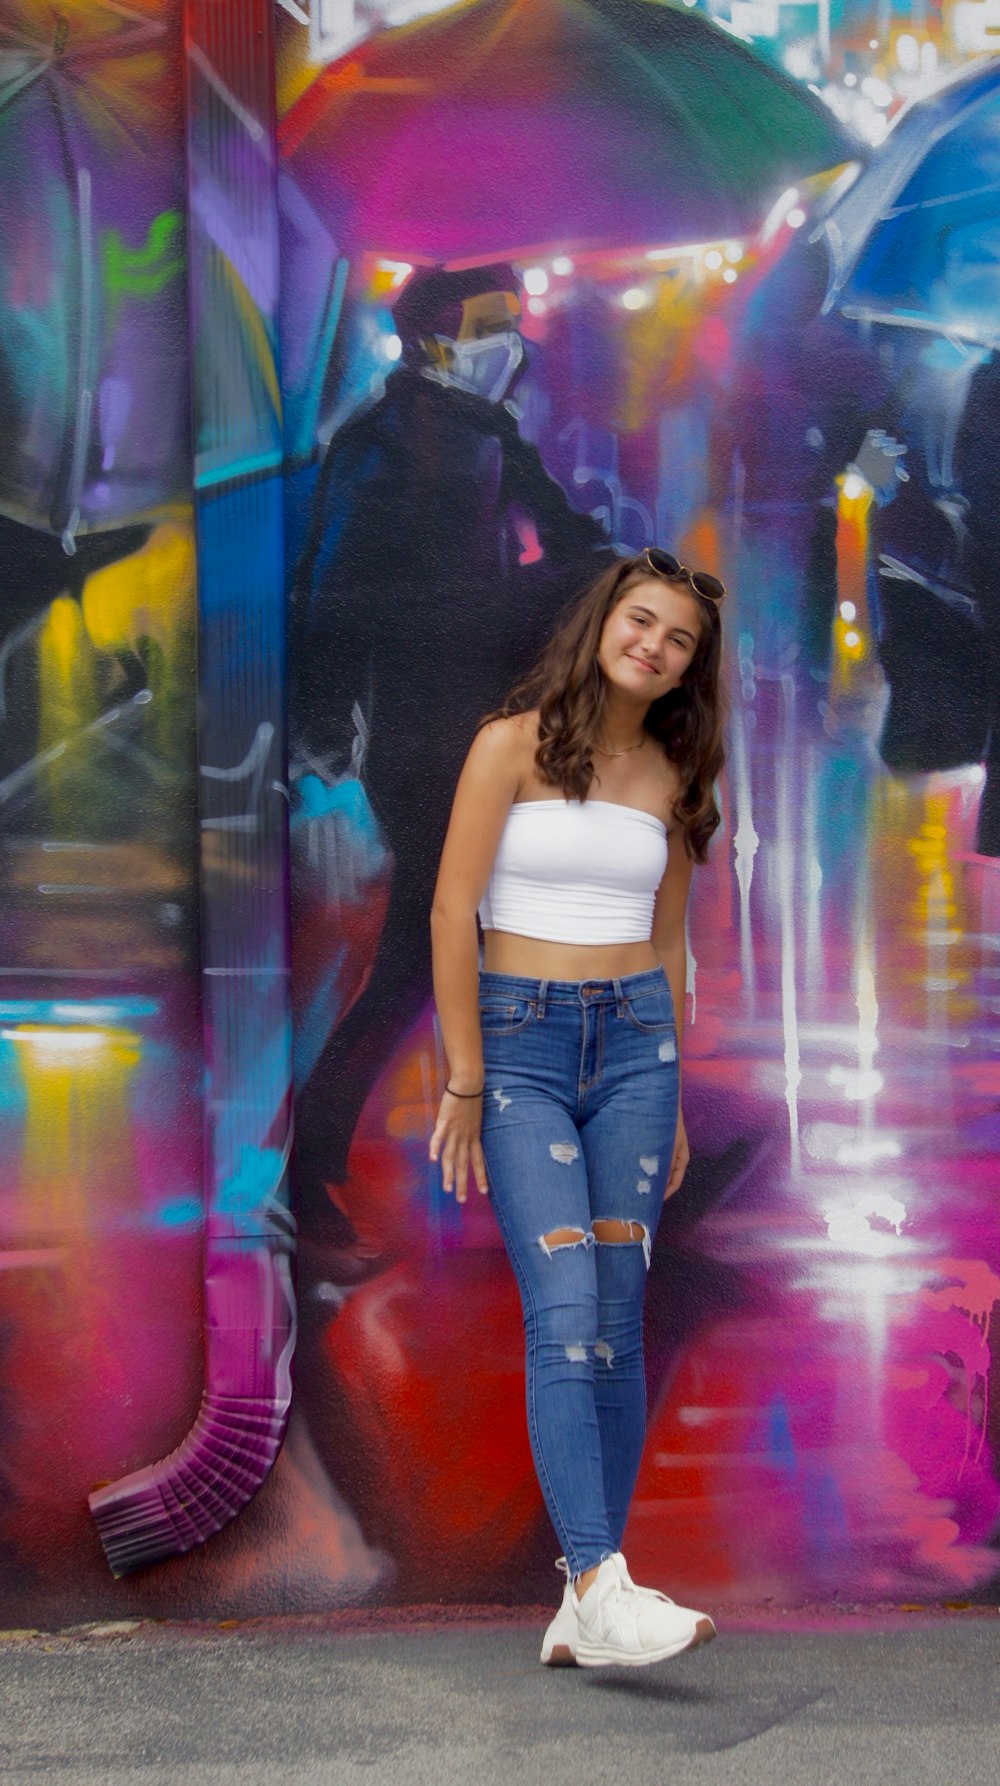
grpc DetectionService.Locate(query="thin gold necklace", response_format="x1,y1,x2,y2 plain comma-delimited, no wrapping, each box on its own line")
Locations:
594,736,646,757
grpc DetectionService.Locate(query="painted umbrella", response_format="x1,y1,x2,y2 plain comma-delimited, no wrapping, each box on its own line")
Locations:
278,0,859,263
820,57,1000,350
0,0,188,542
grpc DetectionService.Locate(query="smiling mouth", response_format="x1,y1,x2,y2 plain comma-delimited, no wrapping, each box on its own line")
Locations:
626,655,658,675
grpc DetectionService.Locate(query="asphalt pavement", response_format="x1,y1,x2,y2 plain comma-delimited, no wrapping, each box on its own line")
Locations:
0,1608,997,1785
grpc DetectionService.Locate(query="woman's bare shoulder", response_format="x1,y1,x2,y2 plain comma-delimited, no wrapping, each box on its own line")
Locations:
463,712,539,798
482,708,540,737
475,709,540,758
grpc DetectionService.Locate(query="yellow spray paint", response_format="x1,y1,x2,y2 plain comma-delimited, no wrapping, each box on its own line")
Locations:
620,266,703,434
82,521,196,760
36,526,195,829
38,596,98,828
6,1026,141,1231
907,792,971,1023
82,522,195,659
831,472,875,700
907,800,958,930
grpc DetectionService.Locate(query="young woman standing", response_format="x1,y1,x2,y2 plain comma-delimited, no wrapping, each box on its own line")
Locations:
429,550,725,1668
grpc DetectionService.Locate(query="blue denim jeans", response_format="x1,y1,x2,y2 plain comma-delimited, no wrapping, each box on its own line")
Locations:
479,967,680,1577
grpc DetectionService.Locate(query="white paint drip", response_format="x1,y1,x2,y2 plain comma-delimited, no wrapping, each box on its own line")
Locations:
803,746,823,998
636,1178,651,1195
803,1123,901,1167
492,1087,512,1113
730,689,760,999
639,1156,659,1175
857,956,879,1073
824,1193,907,1256
776,674,801,1167
827,1063,884,1101
549,1141,579,1165
658,1037,676,1063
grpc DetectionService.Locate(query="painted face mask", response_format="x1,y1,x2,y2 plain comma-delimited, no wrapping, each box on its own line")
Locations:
427,330,525,403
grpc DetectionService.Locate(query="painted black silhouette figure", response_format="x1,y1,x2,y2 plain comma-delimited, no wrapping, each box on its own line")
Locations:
871,348,1000,854
290,265,615,1209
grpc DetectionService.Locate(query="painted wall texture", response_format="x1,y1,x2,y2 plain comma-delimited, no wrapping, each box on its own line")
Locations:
2,0,999,1624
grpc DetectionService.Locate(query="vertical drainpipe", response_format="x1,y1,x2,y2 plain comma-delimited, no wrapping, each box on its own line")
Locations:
89,0,295,1575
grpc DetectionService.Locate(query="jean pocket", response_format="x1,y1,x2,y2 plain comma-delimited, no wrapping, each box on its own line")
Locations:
623,989,675,1034
478,997,535,1036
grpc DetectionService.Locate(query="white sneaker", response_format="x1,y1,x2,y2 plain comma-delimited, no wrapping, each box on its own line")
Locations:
540,1559,578,1666
573,1552,716,1668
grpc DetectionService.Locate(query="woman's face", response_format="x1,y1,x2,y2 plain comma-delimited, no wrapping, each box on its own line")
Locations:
597,576,703,704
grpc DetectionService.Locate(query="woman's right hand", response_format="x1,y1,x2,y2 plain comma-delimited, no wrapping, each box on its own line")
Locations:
429,1090,489,1204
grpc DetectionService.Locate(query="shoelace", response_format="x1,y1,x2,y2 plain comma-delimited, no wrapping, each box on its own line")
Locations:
600,1557,650,1647
560,1553,678,1609
617,1561,676,1605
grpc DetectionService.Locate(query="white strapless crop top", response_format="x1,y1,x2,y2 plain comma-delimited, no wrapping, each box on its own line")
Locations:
478,800,668,945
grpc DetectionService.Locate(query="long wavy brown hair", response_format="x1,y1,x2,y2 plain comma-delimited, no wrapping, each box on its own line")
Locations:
486,556,726,862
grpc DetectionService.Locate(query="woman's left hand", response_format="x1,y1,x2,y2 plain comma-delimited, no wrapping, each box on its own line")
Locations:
664,1108,689,1200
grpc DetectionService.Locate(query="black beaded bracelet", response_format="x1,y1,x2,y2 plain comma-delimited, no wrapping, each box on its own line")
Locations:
445,1084,484,1099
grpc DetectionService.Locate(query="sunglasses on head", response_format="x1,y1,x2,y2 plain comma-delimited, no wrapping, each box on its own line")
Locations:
639,547,726,606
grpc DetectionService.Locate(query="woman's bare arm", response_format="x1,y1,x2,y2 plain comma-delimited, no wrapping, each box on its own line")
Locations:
429,718,524,1200
651,828,695,1199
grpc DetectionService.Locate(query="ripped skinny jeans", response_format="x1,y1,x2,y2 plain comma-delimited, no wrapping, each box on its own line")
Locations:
479,969,679,1578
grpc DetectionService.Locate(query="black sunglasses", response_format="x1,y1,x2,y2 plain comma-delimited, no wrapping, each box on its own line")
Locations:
639,548,727,606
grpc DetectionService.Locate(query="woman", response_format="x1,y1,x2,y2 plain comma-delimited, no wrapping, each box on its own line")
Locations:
429,549,725,1668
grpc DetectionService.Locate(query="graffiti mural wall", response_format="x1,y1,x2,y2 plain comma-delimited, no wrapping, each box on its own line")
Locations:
280,0,1000,1609
0,0,205,1613
0,0,314,1627
0,0,997,1624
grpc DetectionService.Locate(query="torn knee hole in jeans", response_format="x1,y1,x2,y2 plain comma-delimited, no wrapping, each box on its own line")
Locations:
563,1339,615,1367
538,1227,594,1258
592,1218,652,1268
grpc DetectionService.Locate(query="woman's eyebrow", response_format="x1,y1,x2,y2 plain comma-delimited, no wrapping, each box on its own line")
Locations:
627,602,697,644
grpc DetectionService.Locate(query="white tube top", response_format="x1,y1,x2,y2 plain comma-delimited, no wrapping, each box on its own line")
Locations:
478,800,668,945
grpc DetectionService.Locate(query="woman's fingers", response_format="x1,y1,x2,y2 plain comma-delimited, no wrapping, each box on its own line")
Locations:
428,1103,487,1204
432,1124,468,1199
440,1132,457,1195
454,1137,470,1204
472,1138,489,1196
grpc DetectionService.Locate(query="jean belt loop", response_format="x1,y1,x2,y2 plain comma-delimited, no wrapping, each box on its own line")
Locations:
613,977,625,1019
536,978,548,1020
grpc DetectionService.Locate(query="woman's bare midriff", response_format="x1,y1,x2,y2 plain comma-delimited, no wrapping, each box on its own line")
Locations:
482,929,659,982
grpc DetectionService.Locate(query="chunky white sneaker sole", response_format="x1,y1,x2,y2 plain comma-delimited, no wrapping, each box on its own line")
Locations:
575,1612,716,1668
540,1579,579,1666
573,1553,717,1668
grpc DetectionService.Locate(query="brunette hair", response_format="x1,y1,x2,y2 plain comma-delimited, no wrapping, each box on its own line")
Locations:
487,556,726,863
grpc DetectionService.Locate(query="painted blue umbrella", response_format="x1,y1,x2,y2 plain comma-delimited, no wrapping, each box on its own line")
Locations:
0,1,188,543
820,58,1000,349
